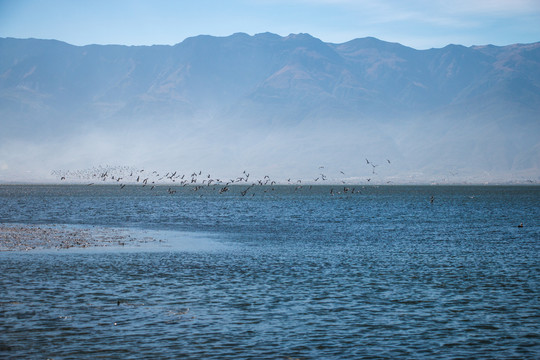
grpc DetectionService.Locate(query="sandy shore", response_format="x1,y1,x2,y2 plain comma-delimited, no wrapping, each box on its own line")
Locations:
0,224,160,251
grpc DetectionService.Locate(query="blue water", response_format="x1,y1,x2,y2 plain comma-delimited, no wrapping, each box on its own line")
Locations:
1,185,539,359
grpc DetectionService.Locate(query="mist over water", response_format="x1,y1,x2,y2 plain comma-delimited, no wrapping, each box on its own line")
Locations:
1,116,537,184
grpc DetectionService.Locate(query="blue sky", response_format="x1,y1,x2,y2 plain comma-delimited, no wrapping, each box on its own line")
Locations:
1,0,539,49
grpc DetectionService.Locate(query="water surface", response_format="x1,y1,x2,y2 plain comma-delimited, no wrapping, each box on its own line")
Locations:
1,185,539,359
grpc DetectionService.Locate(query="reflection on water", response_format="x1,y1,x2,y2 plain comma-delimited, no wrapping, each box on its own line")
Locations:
1,185,539,359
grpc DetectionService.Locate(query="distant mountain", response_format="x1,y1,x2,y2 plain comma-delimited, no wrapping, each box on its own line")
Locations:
0,33,539,183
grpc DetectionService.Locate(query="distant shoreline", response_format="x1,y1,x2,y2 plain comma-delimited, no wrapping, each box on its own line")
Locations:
0,182,539,186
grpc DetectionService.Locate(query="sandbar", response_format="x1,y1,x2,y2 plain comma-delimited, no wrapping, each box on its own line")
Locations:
0,224,159,251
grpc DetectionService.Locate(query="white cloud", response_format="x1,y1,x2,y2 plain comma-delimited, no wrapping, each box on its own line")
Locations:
284,0,540,14
448,0,540,14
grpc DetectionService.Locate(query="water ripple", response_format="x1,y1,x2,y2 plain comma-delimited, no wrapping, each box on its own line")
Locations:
1,185,539,358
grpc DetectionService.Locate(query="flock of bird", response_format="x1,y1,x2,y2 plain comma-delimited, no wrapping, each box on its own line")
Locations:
52,159,393,197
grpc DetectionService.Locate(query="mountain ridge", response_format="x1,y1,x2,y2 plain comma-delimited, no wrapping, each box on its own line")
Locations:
0,33,539,183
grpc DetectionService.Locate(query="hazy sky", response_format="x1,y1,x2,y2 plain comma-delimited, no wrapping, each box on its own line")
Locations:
1,0,539,49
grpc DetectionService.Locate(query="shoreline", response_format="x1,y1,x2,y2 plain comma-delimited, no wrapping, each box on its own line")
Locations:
1,182,539,186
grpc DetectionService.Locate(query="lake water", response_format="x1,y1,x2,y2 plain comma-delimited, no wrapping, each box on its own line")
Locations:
1,185,539,359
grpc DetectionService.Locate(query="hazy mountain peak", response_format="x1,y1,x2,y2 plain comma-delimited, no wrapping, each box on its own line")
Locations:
285,33,316,40
254,32,282,40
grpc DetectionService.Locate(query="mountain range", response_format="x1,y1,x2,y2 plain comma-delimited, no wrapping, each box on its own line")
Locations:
1,33,539,183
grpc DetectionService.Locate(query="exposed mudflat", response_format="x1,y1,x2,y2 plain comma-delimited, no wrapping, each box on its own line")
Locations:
0,224,158,251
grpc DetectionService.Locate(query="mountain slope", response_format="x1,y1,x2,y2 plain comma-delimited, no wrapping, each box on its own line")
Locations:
0,34,539,183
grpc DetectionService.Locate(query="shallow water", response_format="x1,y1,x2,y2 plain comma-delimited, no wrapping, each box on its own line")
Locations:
1,185,539,359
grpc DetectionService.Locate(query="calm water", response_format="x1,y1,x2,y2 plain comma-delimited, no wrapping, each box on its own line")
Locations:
1,185,539,359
